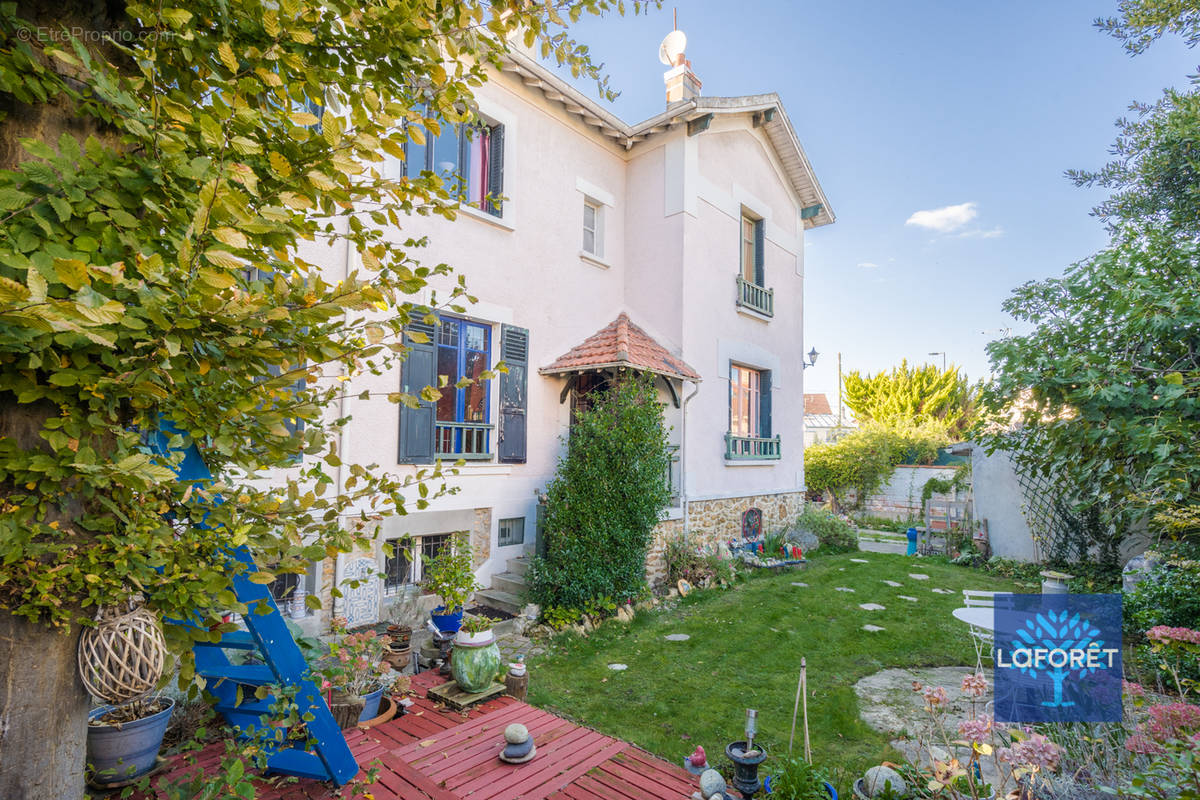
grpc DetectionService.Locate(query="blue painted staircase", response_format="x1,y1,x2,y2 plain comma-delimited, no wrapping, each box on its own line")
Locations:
150,425,358,786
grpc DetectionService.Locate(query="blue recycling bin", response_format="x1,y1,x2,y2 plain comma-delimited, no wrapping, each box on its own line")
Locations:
906,527,918,556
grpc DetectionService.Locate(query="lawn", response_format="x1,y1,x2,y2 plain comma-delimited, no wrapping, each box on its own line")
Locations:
526,552,1023,784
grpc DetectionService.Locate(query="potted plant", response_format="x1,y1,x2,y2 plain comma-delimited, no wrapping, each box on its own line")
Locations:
762,755,837,799
423,533,482,634
86,696,175,787
451,614,502,693
315,617,393,726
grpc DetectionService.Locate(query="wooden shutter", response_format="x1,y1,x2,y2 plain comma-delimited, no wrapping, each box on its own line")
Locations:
753,219,765,286
487,124,504,217
497,323,527,463
397,314,438,464
759,369,772,439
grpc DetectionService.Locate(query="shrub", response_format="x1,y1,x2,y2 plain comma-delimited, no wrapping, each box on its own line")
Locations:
1125,561,1200,636
803,421,950,510
796,506,858,554
663,533,737,587
527,375,671,612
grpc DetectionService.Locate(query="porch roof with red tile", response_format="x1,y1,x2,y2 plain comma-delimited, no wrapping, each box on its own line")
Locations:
539,313,701,383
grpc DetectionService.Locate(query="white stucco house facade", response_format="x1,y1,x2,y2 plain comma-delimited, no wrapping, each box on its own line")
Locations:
284,39,835,631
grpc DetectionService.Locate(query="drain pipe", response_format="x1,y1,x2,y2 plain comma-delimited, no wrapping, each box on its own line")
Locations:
331,223,355,620
680,378,701,533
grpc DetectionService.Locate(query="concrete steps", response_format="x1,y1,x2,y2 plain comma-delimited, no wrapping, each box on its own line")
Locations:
506,557,531,576
473,588,524,616
490,572,527,597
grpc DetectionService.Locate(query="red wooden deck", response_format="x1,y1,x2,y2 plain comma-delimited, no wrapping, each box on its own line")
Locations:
140,671,698,800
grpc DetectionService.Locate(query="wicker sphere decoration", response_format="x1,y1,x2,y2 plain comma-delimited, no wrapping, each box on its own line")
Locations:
78,601,167,704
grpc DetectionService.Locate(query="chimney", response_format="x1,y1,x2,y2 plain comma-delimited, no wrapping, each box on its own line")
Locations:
658,28,700,105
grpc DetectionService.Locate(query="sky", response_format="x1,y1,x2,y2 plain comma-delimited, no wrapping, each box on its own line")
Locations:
547,1,1197,401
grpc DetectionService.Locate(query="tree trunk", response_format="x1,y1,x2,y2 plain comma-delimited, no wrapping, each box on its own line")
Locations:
0,3,125,796
0,615,89,799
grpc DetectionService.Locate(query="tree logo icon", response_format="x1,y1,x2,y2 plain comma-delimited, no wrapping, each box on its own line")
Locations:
1008,610,1107,707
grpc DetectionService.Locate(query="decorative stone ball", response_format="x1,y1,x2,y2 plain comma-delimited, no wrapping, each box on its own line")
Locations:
863,765,908,797
698,768,726,799
504,723,530,744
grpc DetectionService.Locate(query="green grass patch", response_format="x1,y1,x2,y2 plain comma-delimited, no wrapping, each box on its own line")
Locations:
526,552,1022,782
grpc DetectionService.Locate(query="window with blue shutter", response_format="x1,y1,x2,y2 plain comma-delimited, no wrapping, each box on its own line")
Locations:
404,118,505,216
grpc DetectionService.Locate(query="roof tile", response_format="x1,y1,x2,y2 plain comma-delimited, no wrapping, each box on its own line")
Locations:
540,313,701,381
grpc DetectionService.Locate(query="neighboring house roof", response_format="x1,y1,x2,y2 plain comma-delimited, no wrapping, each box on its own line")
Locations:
540,313,702,382
804,413,844,429
498,50,834,228
804,393,832,415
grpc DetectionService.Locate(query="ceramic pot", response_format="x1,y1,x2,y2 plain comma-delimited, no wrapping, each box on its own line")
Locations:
358,684,385,722
87,697,175,786
451,628,501,693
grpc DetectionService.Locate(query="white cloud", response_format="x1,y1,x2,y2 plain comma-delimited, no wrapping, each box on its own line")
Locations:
905,202,978,233
857,261,879,268
956,226,1004,239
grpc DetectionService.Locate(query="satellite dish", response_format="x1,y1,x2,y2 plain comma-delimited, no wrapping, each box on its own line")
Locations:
658,29,687,67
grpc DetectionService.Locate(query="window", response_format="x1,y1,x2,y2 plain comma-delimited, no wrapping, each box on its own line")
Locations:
268,572,300,604
741,214,762,285
582,199,604,258
727,364,779,459
435,318,493,458
498,517,525,547
383,539,413,593
404,114,505,217
383,533,452,595
730,364,762,437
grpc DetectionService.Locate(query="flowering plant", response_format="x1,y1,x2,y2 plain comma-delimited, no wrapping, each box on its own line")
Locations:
1144,625,1200,698
314,617,392,697
908,672,1063,799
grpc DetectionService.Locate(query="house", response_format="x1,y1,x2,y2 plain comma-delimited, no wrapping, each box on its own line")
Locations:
803,392,856,446
286,32,835,632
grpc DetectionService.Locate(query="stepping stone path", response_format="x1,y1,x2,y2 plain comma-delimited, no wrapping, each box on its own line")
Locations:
850,558,870,563
863,625,886,632
608,663,628,671
899,595,919,602
859,603,886,611
835,587,856,593
791,582,808,587
882,580,903,587
931,588,953,595
909,573,930,580
665,634,691,642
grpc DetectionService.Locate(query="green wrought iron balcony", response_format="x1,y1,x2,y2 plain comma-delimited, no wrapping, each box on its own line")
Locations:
735,275,774,317
436,421,494,460
725,432,782,461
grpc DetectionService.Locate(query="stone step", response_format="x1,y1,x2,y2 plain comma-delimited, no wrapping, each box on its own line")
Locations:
506,556,531,577
490,572,527,597
473,588,524,616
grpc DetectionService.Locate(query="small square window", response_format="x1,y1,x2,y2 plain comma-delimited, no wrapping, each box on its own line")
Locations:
582,200,603,258
498,517,525,547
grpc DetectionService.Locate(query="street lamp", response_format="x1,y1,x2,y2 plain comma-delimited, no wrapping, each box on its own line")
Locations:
928,351,946,371
803,347,819,369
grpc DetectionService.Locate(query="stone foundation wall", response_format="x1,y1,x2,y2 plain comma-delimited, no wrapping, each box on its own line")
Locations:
471,508,492,569
646,491,804,587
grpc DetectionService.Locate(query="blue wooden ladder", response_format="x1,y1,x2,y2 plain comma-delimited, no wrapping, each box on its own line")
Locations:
150,426,358,786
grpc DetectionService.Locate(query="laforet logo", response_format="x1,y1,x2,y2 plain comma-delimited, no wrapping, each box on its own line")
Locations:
993,594,1123,723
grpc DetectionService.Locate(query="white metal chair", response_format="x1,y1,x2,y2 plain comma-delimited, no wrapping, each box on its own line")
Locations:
961,590,998,670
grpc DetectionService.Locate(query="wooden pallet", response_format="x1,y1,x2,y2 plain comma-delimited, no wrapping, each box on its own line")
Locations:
428,680,507,711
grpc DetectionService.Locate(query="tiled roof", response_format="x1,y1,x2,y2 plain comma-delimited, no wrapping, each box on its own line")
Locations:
540,313,702,382
804,393,832,415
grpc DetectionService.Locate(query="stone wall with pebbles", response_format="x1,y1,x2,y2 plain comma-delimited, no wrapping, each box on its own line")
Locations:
644,491,804,587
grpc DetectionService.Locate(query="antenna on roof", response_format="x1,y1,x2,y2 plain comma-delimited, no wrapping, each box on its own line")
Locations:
658,27,687,67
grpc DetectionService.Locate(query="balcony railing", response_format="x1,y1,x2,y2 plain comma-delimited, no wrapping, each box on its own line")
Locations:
436,421,494,460
736,275,774,317
725,432,782,461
